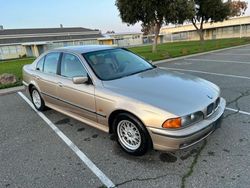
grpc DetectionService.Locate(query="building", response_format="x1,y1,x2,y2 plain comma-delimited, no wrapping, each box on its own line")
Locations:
99,32,143,47
160,16,250,42
99,32,165,47
0,27,103,60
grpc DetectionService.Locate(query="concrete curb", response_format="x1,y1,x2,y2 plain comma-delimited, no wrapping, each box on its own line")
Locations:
153,43,250,65
0,58,35,63
0,85,25,96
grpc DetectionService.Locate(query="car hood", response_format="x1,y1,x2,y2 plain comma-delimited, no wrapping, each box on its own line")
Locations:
103,68,220,116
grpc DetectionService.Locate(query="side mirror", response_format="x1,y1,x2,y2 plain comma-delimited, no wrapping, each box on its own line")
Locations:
72,76,88,84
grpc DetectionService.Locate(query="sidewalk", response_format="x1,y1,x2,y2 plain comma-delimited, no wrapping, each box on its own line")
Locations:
0,86,25,96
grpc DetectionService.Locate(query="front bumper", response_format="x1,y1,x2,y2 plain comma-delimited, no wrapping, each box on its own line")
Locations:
147,97,226,151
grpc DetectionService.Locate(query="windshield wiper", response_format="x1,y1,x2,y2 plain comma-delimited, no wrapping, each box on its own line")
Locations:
107,67,156,81
124,67,155,78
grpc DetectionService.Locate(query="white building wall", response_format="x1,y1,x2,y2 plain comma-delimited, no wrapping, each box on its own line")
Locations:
0,45,26,60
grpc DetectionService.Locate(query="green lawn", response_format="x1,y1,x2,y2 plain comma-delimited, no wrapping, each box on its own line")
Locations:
0,58,35,89
1,37,250,89
129,37,250,61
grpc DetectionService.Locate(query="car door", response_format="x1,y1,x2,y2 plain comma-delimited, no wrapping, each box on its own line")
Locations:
35,52,61,105
56,52,97,122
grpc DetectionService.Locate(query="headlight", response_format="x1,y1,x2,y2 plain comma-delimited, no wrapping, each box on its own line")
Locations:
181,111,204,127
162,111,204,129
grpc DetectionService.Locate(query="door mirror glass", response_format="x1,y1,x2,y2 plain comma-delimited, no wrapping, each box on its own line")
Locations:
72,76,88,84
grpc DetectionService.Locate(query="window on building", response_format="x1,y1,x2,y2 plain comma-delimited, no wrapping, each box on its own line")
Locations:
233,26,240,32
9,46,17,54
2,47,9,54
16,46,23,53
60,53,87,78
247,25,250,31
43,52,60,74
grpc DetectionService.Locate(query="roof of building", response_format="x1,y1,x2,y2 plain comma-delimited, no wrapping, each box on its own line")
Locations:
0,27,103,45
0,27,98,35
55,45,115,53
161,16,250,34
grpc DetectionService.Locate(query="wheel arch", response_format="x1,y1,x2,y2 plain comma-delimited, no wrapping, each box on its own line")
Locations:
108,109,142,134
28,84,35,95
28,81,41,96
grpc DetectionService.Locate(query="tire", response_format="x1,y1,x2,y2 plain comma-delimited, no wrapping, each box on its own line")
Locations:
113,113,151,156
30,87,46,111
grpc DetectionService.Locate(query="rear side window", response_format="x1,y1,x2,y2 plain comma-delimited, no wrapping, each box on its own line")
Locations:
43,52,60,74
36,57,45,71
60,53,87,78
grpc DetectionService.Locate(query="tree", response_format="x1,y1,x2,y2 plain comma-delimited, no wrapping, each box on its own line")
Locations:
141,23,155,35
187,0,247,41
229,0,248,16
115,0,190,52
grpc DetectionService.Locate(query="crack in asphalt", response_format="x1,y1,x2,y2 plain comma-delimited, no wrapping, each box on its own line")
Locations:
223,89,250,120
179,89,250,188
181,140,207,188
102,89,250,188
113,173,180,187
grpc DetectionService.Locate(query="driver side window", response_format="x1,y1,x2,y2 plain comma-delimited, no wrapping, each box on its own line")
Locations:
60,53,87,78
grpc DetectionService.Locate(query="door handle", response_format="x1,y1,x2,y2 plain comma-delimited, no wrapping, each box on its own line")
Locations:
57,82,63,87
35,76,41,80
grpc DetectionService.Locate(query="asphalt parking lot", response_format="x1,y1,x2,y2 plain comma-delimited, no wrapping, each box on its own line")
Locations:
1,45,250,188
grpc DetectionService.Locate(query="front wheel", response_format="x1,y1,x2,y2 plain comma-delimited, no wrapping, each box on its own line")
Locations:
31,87,46,111
114,113,151,156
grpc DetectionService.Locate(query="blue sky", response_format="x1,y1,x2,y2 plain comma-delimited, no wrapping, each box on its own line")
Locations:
1,0,249,33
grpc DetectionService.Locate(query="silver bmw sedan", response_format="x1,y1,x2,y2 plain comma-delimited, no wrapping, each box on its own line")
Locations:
22,45,226,156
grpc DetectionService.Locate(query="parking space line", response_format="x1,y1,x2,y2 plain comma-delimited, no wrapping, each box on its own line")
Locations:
226,107,250,116
233,48,250,51
161,67,250,80
211,53,250,56
17,92,115,188
185,58,250,65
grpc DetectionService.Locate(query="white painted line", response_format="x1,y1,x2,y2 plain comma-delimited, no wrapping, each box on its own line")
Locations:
226,107,250,116
174,62,193,65
17,92,115,188
233,49,250,51
185,58,250,65
162,67,250,80
212,53,250,56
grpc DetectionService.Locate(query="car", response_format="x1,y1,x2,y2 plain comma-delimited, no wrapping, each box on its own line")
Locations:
22,45,226,156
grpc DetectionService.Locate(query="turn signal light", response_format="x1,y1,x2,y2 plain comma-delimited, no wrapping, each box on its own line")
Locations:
162,118,181,129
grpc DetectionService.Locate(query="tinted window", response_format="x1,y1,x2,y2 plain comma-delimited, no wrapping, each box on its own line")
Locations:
61,53,87,78
36,57,44,71
83,49,154,80
43,52,60,74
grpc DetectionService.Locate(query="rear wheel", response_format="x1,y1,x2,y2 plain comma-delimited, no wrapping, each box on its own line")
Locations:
114,113,151,156
31,87,46,111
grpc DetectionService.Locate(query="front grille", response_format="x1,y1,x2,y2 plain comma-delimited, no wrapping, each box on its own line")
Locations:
206,97,220,117
207,103,214,116
215,97,220,109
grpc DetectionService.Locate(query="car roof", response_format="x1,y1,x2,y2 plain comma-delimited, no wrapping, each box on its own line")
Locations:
54,45,117,54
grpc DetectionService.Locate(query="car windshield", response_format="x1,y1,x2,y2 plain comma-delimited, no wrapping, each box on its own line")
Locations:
83,48,154,80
